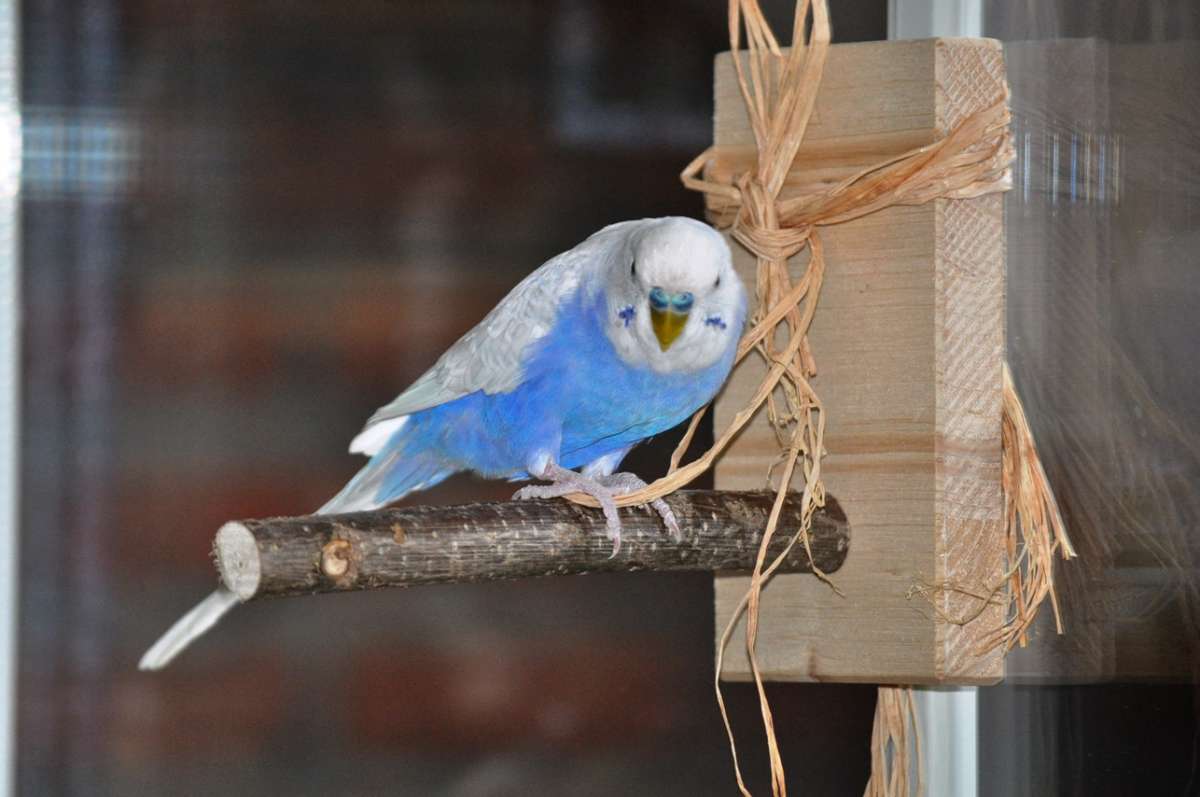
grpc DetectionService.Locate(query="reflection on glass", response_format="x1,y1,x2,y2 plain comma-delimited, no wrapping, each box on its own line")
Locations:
982,2,1200,795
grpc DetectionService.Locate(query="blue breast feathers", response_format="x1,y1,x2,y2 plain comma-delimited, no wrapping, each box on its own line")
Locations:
381,283,739,494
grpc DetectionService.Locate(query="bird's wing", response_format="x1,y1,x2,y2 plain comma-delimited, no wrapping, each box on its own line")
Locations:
351,224,634,454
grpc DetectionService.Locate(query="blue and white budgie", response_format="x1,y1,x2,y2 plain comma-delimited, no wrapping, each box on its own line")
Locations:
139,217,746,670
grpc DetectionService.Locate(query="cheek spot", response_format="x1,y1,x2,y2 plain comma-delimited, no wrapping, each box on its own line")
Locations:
618,305,636,327
705,315,727,330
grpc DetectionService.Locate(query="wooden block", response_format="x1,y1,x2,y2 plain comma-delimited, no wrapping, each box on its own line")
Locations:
711,39,1007,685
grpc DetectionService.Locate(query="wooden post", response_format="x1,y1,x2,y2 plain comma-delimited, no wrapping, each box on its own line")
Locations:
710,39,1008,685
213,491,850,601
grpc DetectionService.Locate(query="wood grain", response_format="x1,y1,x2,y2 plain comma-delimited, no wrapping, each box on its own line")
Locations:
711,39,1007,685
212,491,851,600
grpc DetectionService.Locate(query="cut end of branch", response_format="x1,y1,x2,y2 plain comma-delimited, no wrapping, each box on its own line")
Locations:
215,521,262,600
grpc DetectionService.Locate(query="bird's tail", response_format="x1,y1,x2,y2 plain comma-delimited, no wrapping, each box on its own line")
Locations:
316,431,451,514
138,587,240,671
140,423,453,670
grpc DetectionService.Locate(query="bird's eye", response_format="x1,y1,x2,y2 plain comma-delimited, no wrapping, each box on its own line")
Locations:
630,261,637,279
714,276,721,289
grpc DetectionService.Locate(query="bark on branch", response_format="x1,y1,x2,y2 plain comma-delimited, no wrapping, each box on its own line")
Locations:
214,490,850,601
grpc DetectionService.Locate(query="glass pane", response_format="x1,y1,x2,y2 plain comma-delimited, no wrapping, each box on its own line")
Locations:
981,2,1200,794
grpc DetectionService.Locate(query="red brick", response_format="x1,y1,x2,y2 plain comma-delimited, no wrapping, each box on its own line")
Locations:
120,271,509,387
348,642,689,752
109,656,288,766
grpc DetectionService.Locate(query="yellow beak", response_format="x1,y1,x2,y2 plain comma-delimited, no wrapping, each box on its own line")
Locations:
650,307,689,351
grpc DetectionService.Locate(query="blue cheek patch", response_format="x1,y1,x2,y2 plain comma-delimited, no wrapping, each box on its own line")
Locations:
618,305,636,327
705,316,727,330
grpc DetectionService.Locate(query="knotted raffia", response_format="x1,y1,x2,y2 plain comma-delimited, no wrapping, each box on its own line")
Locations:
562,1,1066,794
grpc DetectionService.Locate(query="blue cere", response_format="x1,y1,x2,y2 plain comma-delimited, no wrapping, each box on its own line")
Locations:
649,286,670,310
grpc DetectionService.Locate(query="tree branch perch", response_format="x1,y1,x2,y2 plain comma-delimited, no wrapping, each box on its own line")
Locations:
214,490,850,601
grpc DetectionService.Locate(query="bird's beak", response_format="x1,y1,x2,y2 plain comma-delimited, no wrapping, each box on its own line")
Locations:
651,306,689,351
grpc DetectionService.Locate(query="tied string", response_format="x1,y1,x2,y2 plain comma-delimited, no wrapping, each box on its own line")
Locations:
696,92,1014,230
563,1,1020,795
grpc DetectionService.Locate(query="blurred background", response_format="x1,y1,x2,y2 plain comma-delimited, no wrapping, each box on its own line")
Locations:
17,2,885,795
13,0,1200,795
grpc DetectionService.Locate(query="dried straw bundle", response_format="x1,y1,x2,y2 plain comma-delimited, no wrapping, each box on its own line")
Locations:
993,362,1077,648
865,686,924,797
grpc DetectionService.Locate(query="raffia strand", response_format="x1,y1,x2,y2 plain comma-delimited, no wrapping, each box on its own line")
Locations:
865,686,924,797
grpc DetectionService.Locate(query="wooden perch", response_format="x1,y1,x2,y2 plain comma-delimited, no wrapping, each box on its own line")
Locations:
213,490,850,601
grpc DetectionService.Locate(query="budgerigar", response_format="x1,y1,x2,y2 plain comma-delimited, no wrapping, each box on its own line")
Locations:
139,217,747,670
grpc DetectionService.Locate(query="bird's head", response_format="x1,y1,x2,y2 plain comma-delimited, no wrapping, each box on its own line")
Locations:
605,217,746,373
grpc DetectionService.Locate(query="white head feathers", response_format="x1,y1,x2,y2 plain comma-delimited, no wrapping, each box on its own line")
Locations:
601,217,746,374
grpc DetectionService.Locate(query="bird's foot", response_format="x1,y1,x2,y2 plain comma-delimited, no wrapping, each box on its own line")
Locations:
513,465,681,554
514,463,624,555
594,472,681,543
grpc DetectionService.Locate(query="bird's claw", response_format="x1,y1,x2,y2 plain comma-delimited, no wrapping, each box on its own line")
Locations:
512,482,570,501
513,464,623,555
596,472,682,544
513,465,682,555
651,499,682,542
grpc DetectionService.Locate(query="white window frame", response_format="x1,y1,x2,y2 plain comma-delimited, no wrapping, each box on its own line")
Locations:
0,0,18,795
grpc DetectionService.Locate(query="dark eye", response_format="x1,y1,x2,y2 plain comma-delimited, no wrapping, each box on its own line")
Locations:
714,276,721,288
630,261,637,278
